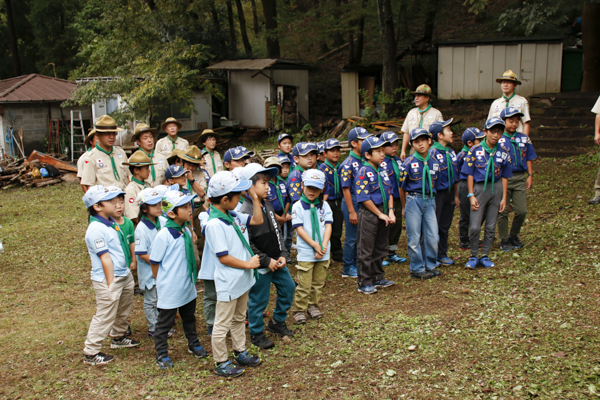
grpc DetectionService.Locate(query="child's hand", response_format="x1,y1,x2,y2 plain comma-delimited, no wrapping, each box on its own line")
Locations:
286,214,292,221
277,257,287,268
388,209,396,224
499,198,506,213
349,211,358,225
526,175,533,190
402,207,405,218
314,251,324,259
470,196,479,211
129,261,137,273
247,255,260,269
268,258,278,272
378,212,392,226
248,186,259,201
454,196,460,208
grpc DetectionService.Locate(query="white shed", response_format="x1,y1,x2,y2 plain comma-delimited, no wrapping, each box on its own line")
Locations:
207,59,310,129
437,37,563,100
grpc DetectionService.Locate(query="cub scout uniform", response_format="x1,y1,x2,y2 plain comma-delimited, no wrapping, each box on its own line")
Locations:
340,151,363,199
124,179,147,220
267,177,289,215
488,95,531,133
399,155,440,197
155,136,189,157
320,161,343,202
381,154,403,253
81,146,129,189
202,151,223,178
286,168,304,203
319,158,343,261
401,107,443,134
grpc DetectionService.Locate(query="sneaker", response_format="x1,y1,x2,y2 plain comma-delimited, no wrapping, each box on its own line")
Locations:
293,312,307,324
410,271,434,280
435,261,441,269
509,235,524,249
479,256,495,268
306,305,323,319
437,257,454,266
266,319,295,337
589,196,600,205
125,325,132,336
110,336,141,349
465,257,479,269
342,265,358,278
500,240,514,251
459,242,470,250
251,332,275,349
382,260,389,267
388,254,407,263
233,350,262,367
429,268,441,277
214,360,245,377
188,341,208,358
84,352,114,366
373,278,394,288
357,284,377,294
156,353,174,369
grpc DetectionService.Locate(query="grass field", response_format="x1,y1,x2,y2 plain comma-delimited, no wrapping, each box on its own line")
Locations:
1,150,600,399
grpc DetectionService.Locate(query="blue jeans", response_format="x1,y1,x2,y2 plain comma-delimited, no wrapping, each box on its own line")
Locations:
248,266,295,336
283,220,293,256
405,193,438,273
342,196,361,268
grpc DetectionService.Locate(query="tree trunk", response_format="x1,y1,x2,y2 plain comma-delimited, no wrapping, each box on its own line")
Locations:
261,0,280,58
423,0,439,43
355,14,365,64
226,0,237,55
376,0,399,114
234,0,253,57
249,0,260,36
396,0,409,43
582,1,600,91
5,0,21,77
210,3,221,30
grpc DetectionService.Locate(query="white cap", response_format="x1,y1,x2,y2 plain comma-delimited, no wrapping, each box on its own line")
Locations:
136,187,169,205
301,169,326,190
82,185,125,208
207,171,252,198
161,190,197,214
240,163,279,180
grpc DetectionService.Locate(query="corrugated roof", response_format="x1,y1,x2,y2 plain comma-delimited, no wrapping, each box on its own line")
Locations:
207,58,310,71
0,74,76,103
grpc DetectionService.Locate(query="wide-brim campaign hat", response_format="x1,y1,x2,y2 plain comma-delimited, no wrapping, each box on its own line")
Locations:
199,129,221,143
161,117,182,131
167,149,185,165
122,150,157,166
84,128,97,147
181,145,205,165
410,84,436,98
94,115,123,132
496,69,522,85
264,156,282,169
131,123,158,142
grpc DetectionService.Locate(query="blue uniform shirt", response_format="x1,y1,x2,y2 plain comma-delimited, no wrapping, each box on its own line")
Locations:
319,161,343,200
85,216,129,282
267,177,288,214
460,143,513,183
399,155,440,196
340,151,362,197
286,168,304,203
381,156,402,199
498,132,537,173
456,149,469,181
291,199,333,262
355,163,393,206
134,218,159,290
278,151,295,168
429,147,459,191
149,224,197,309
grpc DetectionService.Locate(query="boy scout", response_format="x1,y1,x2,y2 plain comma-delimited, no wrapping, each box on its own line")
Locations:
123,151,155,224
81,115,129,191
319,138,344,263
199,129,223,178
400,84,443,160
78,129,97,193
155,117,189,157
132,123,168,187
487,70,531,135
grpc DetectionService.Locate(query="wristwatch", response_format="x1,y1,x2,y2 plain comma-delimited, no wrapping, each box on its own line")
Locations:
389,207,395,210
467,193,475,198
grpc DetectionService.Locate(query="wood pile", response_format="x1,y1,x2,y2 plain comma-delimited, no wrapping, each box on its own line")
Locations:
0,150,78,190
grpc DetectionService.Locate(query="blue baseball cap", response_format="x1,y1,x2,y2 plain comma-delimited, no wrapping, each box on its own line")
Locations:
360,136,386,155
240,163,279,180
461,127,485,145
277,154,291,164
82,185,125,208
348,127,372,143
380,131,399,144
317,141,325,153
162,190,197,214
500,106,524,120
224,146,254,163
277,133,293,143
165,164,189,181
207,171,252,198
136,186,169,205
324,138,342,150
429,118,454,141
485,117,505,130
409,128,432,143
293,142,318,157
302,169,326,190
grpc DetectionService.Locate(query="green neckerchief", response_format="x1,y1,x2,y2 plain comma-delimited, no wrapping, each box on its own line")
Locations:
324,160,340,194
503,131,521,165
142,215,160,230
132,177,147,188
186,178,194,195
418,104,432,128
90,216,131,269
362,161,388,213
140,148,156,181
461,145,469,153
385,155,401,186
349,150,361,161
273,177,285,208
168,136,178,151
412,152,434,200
502,92,515,108
203,148,217,174
207,205,258,279
300,194,323,248
294,165,305,173
95,144,120,181
481,139,499,194
163,218,197,284
431,142,454,192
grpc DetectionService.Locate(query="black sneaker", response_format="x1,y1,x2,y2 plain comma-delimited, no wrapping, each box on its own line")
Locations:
111,336,141,349
214,360,245,377
500,240,514,251
83,352,114,366
156,353,174,369
233,350,262,367
459,242,470,250
410,271,434,280
428,268,441,277
509,235,524,249
188,341,208,358
266,319,295,337
251,332,274,349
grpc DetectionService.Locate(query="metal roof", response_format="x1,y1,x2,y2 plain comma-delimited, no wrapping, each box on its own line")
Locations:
0,74,76,103
206,59,311,71
437,35,563,47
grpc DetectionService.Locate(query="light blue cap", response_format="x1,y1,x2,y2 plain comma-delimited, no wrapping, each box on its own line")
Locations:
82,185,125,208
162,190,197,214
302,169,326,190
240,163,279,180
485,117,505,130
207,171,252,198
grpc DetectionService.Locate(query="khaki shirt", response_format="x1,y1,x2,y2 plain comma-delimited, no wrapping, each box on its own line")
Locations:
81,146,129,189
144,151,168,187
190,169,208,202
202,151,223,178
155,136,189,157
123,179,146,220
77,150,93,179
488,94,531,133
401,107,444,134
592,96,600,114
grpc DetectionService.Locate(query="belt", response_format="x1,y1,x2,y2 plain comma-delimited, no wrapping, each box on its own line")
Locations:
512,171,526,175
407,191,433,197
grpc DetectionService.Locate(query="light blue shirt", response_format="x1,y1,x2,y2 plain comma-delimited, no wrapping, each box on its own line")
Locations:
149,226,197,309
205,211,256,302
85,216,129,282
291,199,333,262
198,209,216,281
134,219,159,290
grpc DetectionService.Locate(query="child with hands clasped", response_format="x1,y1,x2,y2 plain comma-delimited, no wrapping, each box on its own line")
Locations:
291,169,333,324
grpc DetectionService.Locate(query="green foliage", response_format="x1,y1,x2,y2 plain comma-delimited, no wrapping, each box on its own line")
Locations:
462,0,488,15
497,1,583,36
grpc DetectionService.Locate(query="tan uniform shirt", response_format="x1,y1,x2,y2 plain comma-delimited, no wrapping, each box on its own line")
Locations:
401,107,444,134
81,146,129,189
77,150,93,179
155,136,189,157
189,168,208,203
143,151,168,187
123,179,146,220
591,96,600,114
488,94,531,133
202,150,223,178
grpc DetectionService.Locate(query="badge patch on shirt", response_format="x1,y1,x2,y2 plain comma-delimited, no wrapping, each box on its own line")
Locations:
97,159,104,168
476,150,484,156
117,152,123,159
292,212,297,219
163,144,169,151
502,153,508,160
496,157,502,163
496,151,501,157
158,159,164,164
94,238,105,249
411,163,419,169
366,172,374,178
433,163,439,171
129,197,134,203
436,154,444,161
135,237,140,245
357,189,361,194
499,138,506,143
352,162,359,168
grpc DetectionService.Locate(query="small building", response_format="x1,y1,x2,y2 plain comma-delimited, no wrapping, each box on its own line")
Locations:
340,64,383,119
207,59,310,129
437,36,563,100
0,74,91,158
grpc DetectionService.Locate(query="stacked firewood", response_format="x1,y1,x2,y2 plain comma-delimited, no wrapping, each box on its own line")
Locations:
0,151,78,190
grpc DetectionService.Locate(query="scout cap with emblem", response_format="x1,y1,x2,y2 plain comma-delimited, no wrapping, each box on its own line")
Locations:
277,133,293,143
199,128,221,144
409,127,432,143
122,150,157,166
181,145,205,164
240,163,279,180
160,117,182,131
317,141,325,153
207,171,252,198
136,187,167,205
162,189,197,214
429,118,454,141
264,156,282,169
484,117,505,130
131,123,157,142
410,84,436,98
82,185,126,208
380,131,399,144
462,127,485,145
361,136,387,154
294,142,318,157
94,115,123,132
324,138,342,150
167,149,185,165
224,146,254,162
500,106,524,120
496,69,522,85
85,128,97,147
302,168,326,190
165,164,189,181
277,153,291,165
348,127,372,143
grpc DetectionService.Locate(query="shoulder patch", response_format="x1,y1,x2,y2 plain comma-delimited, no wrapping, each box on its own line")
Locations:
94,238,106,249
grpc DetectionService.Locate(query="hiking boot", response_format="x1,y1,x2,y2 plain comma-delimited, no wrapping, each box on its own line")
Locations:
373,278,394,288
509,235,524,249
589,196,600,205
214,360,245,377
382,260,389,267
306,305,323,319
465,257,479,269
342,265,358,278
411,271,434,280
388,254,407,263
156,353,174,369
251,332,274,349
459,242,470,250
293,312,307,324
188,341,208,358
233,350,262,367
429,268,441,277
267,319,295,337
437,257,454,266
500,240,514,251
357,284,377,294
479,256,495,268
110,336,140,349
84,352,114,366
